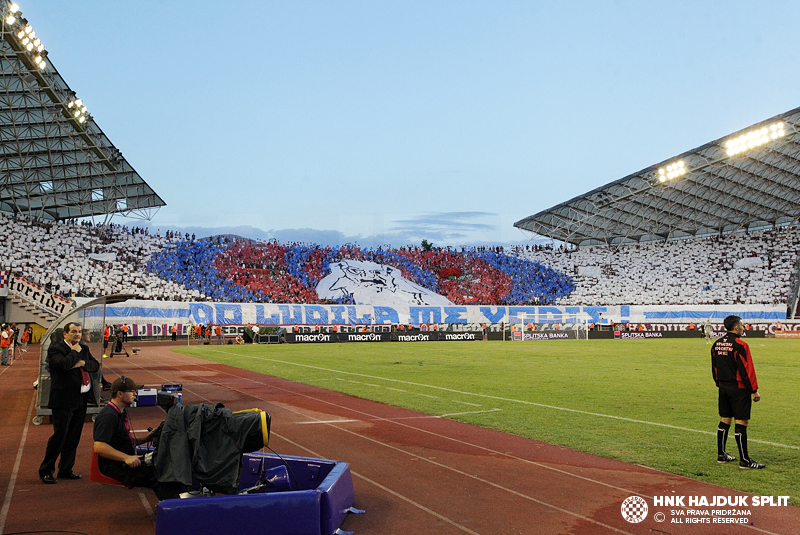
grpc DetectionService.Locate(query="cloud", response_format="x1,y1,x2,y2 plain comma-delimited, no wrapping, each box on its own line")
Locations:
391,212,498,232
130,212,553,249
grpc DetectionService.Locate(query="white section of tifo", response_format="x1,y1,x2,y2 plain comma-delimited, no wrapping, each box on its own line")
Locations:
82,299,785,327
514,225,800,306
316,259,453,307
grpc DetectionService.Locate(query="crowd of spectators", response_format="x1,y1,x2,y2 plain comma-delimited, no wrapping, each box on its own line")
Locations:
511,226,800,306
3,208,797,308
0,212,196,300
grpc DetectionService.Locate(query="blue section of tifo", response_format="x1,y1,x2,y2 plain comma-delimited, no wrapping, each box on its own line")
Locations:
147,239,259,302
155,453,354,535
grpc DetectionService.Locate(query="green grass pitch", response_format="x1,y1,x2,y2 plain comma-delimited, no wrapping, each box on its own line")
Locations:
175,338,800,503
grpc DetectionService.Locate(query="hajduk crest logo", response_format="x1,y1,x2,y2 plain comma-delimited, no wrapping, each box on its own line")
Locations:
620,496,648,523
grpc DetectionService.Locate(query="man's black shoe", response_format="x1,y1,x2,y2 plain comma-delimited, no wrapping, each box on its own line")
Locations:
41,474,57,484
57,471,82,480
739,459,766,469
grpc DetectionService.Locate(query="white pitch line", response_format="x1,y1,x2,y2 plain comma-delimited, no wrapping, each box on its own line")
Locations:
440,408,503,418
230,354,799,450
0,393,35,535
452,400,482,407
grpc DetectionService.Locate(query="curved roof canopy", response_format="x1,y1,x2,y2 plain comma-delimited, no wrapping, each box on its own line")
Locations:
1,4,165,221
515,106,800,247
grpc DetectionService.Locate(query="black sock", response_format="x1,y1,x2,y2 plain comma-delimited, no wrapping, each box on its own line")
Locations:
717,422,731,456
734,424,749,462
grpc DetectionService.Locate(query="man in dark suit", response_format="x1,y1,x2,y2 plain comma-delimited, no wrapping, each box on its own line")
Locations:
38,321,100,484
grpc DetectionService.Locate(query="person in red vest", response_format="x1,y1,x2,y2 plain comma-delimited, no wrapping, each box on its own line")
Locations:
121,324,128,343
171,324,178,342
103,325,110,351
21,325,31,352
215,324,222,345
205,324,212,342
0,324,11,366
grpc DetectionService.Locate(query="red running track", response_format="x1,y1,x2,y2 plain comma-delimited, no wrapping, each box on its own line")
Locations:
1,344,798,535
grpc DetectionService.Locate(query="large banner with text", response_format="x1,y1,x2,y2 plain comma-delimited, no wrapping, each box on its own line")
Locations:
77,299,786,328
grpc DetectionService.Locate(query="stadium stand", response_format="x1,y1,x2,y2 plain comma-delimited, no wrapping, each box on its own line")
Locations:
3,209,798,308
513,225,800,306
0,212,201,301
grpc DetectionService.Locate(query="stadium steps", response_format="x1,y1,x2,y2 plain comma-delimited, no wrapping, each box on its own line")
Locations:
9,296,60,321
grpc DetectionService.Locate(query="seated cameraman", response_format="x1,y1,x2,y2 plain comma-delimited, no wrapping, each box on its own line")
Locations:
93,376,184,500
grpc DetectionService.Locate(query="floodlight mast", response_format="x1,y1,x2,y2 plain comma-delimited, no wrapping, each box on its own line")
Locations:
1,2,116,172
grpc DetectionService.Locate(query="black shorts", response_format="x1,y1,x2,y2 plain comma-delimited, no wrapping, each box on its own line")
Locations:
718,386,752,420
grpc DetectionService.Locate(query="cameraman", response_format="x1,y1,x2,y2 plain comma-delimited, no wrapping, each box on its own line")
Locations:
93,376,184,499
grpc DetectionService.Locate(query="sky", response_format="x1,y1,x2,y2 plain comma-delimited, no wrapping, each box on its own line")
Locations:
15,0,800,248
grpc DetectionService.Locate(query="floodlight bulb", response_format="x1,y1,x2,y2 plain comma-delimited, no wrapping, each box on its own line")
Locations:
24,25,31,34
761,128,768,136
9,3,19,13
28,30,34,38
658,168,664,175
21,36,29,44
777,122,784,129
36,44,43,52
6,14,16,24
778,129,785,137
680,167,686,175
38,60,45,69
25,42,33,51
747,140,755,149
678,160,684,167
67,101,73,108
33,38,40,46
75,99,82,106
78,116,86,124
771,132,778,139
73,110,80,118
659,175,666,182
770,124,777,131
16,29,24,38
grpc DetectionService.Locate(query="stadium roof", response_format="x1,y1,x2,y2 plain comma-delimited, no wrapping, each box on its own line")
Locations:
0,4,165,222
515,106,800,247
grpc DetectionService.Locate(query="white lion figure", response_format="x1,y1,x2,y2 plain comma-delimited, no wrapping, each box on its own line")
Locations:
315,259,453,307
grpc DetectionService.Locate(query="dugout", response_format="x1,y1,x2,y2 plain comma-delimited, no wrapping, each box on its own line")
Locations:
34,293,135,425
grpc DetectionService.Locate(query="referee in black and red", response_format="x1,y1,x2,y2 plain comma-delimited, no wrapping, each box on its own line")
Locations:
711,315,764,469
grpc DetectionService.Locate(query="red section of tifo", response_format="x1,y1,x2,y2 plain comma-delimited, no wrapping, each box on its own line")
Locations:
1,343,798,535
